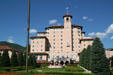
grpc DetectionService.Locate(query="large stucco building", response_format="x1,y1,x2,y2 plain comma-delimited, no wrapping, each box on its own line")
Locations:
30,14,94,63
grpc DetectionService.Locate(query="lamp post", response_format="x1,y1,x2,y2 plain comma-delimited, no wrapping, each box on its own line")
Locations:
26,0,30,72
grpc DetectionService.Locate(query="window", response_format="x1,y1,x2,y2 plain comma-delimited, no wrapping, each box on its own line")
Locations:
41,45,43,47
48,55,50,58
78,31,80,33
53,46,55,49
40,55,42,60
61,35,63,37
41,49,43,51
78,38,80,40
67,42,70,47
32,45,34,47
66,17,69,22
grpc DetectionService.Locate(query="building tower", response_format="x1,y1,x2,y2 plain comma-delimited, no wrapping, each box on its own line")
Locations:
63,8,73,54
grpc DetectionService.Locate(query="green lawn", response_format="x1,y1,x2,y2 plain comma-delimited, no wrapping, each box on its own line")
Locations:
0,64,95,75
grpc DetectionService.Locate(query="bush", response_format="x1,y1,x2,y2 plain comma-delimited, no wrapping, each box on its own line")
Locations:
40,63,49,68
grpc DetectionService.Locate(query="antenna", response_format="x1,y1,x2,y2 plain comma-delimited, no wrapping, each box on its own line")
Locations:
66,7,69,14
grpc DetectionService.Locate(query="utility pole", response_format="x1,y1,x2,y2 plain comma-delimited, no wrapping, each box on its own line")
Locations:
26,0,30,72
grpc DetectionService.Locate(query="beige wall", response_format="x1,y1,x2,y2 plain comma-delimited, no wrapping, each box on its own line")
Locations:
30,38,46,53
30,14,94,62
106,51,113,58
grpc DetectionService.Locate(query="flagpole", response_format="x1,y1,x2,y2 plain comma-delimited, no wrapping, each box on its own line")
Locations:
26,0,30,72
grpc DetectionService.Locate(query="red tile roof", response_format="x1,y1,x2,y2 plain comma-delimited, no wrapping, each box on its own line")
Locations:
37,32,47,34
0,46,13,50
63,14,72,18
30,36,47,39
45,25,82,30
80,38,94,41
81,32,85,34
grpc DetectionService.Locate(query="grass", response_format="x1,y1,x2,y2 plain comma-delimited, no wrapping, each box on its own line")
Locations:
0,64,95,75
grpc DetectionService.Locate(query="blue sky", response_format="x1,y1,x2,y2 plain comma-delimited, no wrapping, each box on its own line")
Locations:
0,0,113,48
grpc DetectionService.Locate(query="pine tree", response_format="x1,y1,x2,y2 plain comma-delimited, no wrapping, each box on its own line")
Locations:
91,37,111,75
111,56,113,67
23,53,26,66
10,50,18,66
86,45,91,70
32,55,37,67
28,54,33,66
2,50,10,67
79,48,86,67
0,53,2,66
28,54,37,67
18,52,24,66
83,48,87,68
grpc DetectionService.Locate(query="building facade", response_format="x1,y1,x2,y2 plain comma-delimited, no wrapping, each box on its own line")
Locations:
30,14,94,63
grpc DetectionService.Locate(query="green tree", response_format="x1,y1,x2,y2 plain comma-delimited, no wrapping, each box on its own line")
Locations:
28,54,37,67
28,54,33,66
0,53,2,66
18,52,24,66
91,37,110,75
111,56,113,67
86,45,91,70
10,50,18,66
2,50,10,67
79,48,86,67
32,55,37,67
23,53,26,66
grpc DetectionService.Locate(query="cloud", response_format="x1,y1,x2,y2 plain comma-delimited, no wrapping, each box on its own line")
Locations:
49,19,57,24
88,23,113,39
95,32,107,38
82,16,88,20
30,29,37,34
88,32,106,38
88,32,95,36
82,16,94,22
106,24,113,34
7,36,14,43
110,36,113,40
88,18,94,22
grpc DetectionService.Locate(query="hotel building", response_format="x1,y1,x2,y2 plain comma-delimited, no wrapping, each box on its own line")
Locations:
30,14,94,63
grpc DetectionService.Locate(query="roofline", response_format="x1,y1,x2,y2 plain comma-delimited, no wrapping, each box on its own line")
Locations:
63,14,72,18
30,36,47,39
37,32,47,34
80,38,94,41
45,25,82,30
30,52,48,55
81,32,85,34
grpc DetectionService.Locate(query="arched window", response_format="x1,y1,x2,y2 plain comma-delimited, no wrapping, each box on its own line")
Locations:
66,17,69,22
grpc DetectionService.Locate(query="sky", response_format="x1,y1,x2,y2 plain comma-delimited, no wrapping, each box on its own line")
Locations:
0,0,113,48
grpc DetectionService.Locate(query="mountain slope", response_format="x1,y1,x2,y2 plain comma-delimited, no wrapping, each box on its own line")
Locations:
0,41,25,51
